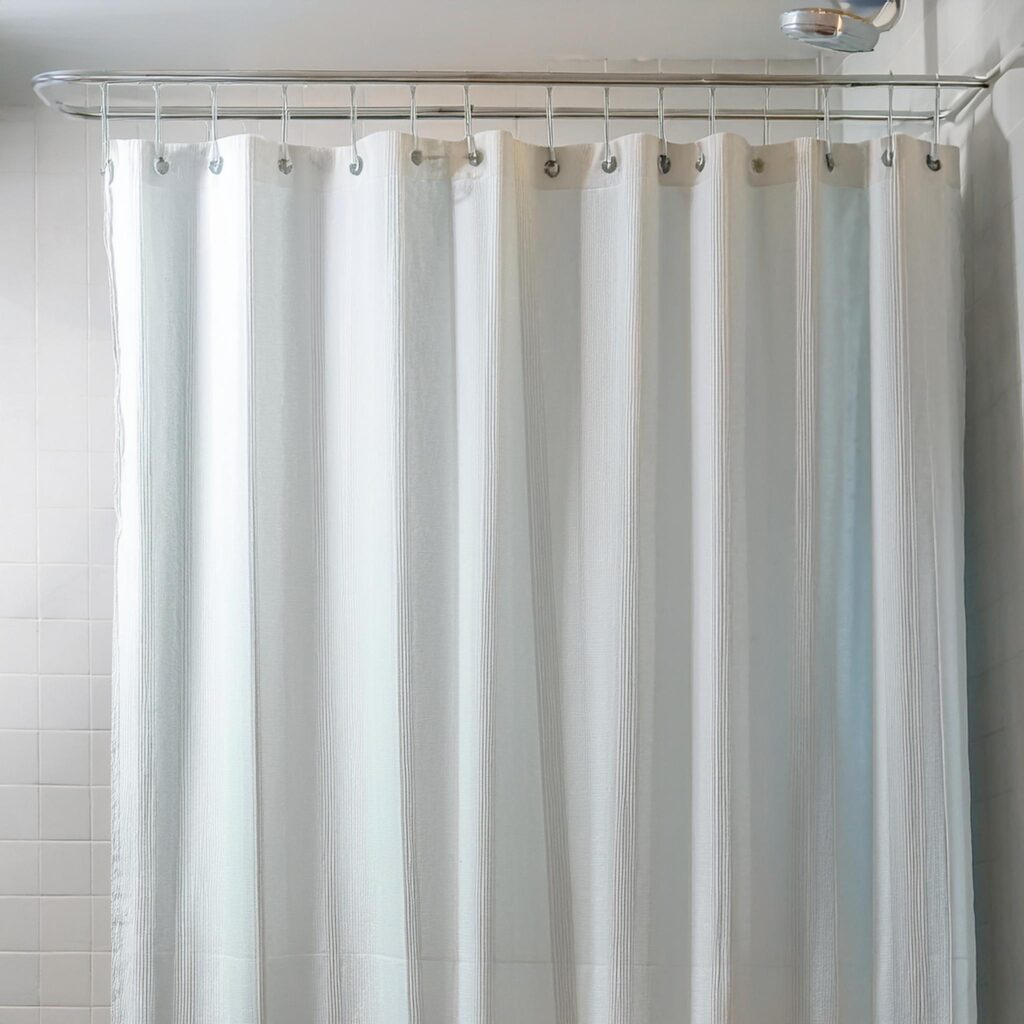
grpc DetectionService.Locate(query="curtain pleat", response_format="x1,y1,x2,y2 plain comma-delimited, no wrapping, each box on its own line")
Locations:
106,129,974,1024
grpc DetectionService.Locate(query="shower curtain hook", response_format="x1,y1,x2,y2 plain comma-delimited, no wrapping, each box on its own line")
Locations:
409,84,423,165
882,73,895,167
100,82,113,179
601,87,617,173
657,87,671,174
927,78,942,171
544,86,560,178
208,85,224,174
278,85,293,174
823,87,835,171
348,86,363,175
763,60,771,147
152,84,169,175
464,84,483,166
695,86,713,172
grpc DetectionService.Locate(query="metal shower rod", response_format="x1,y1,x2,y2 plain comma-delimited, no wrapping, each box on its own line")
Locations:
32,49,1024,126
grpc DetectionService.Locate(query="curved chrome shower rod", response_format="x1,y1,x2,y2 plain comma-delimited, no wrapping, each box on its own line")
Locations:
32,47,1023,126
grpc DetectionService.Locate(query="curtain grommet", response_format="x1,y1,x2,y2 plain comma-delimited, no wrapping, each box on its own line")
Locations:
751,157,764,173
695,151,706,172
209,154,224,175
411,149,423,166
882,148,894,167
601,155,617,174
926,154,942,172
658,153,672,174
544,158,560,178
154,155,169,175
825,151,835,172
349,154,363,176
467,149,483,167
278,157,293,175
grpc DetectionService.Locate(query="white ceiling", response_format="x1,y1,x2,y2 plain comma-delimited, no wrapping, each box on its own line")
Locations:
1,0,817,103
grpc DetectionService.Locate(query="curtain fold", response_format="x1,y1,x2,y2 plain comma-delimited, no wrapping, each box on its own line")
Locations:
106,129,974,1024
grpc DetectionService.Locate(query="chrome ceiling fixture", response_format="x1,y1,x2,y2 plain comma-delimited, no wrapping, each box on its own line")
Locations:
780,0,903,52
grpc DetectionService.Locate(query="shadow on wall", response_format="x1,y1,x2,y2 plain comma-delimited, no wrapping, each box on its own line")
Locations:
961,88,1024,1023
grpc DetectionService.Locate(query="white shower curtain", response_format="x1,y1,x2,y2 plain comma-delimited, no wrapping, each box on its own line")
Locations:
106,129,974,1024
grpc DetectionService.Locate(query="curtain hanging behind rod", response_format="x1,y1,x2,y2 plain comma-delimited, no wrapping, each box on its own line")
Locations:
106,129,974,1024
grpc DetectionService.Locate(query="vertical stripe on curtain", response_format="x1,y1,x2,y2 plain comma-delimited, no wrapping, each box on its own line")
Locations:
105,129,974,1024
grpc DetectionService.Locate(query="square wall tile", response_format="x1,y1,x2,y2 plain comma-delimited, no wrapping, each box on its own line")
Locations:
38,622,89,676
39,678,89,731
0,566,38,618
37,340,87,401
0,788,38,840
39,566,89,621
0,897,39,951
39,952,90,1007
37,398,87,454
38,510,88,565
0,731,39,785
0,951,40,1005
40,788,90,841
40,843,90,897
40,734,90,787
0,677,38,730
0,512,36,563
39,898,91,953
0,842,39,895
38,453,88,509
0,621,38,674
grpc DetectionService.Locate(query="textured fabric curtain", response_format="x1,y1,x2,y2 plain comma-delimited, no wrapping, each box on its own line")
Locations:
106,129,974,1024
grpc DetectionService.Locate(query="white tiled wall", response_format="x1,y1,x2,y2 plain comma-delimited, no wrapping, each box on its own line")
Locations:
843,2,1024,1019
0,105,112,1024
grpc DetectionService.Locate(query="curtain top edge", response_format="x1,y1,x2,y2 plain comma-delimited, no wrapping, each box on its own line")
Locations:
109,129,961,191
